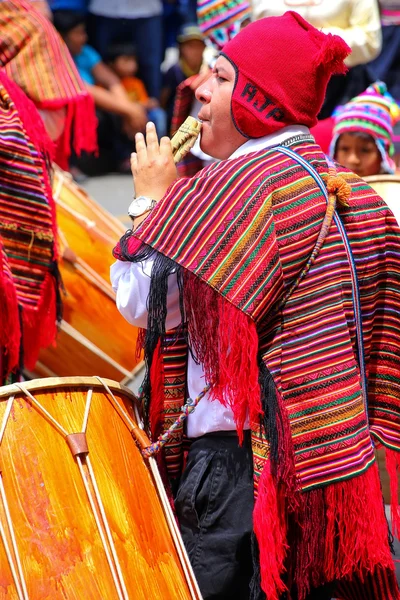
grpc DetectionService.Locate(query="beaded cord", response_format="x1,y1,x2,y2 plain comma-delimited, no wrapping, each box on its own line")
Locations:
142,384,211,458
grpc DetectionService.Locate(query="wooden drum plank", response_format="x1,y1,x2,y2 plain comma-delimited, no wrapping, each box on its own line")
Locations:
0,378,197,599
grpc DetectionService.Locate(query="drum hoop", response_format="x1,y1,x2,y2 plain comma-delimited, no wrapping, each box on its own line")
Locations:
364,174,400,185
0,376,135,399
58,320,134,379
52,164,127,238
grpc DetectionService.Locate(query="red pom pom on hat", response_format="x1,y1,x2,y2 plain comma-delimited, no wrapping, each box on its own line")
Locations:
222,11,351,138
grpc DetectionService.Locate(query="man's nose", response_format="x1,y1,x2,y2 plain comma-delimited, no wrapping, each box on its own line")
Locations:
195,82,212,104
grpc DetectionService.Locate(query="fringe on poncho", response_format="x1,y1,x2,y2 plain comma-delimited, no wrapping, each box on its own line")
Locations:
114,138,400,599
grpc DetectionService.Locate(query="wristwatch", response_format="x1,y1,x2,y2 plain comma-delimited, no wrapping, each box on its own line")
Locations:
128,195,156,218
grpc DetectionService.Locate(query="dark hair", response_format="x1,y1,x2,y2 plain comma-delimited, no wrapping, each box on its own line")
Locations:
52,10,86,35
338,131,377,144
105,42,137,64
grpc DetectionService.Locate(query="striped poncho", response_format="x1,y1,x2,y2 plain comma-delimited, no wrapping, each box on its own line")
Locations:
114,138,400,599
0,0,97,169
0,73,61,381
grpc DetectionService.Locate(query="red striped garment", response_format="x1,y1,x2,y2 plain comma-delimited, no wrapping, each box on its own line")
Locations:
0,0,97,168
0,73,61,379
116,138,400,599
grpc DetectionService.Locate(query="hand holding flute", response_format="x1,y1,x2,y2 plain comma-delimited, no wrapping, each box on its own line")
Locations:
129,118,201,227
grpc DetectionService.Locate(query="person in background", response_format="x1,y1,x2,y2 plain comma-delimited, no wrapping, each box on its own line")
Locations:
87,0,163,100
160,24,205,133
169,0,253,177
53,10,147,174
329,81,399,177
368,1,400,166
368,1,400,102
250,0,382,118
330,80,400,223
106,42,167,139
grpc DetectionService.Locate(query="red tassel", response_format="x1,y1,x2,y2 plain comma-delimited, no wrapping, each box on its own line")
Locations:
184,273,262,441
113,235,144,261
149,341,165,441
255,460,395,600
323,463,393,589
22,271,57,370
386,447,400,538
335,564,400,600
0,249,21,376
254,461,288,600
49,95,98,170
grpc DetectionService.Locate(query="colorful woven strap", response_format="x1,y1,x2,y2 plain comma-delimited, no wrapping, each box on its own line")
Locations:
276,146,368,409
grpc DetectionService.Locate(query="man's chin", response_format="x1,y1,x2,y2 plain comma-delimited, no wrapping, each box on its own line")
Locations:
199,136,216,160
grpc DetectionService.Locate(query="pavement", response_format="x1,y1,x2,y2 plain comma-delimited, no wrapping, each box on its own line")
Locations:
81,172,133,226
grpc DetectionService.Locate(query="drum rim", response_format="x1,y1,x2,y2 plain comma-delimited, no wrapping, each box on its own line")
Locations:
0,376,137,399
364,174,400,184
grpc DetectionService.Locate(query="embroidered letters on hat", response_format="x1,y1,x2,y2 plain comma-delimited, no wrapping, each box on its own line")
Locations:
222,11,351,138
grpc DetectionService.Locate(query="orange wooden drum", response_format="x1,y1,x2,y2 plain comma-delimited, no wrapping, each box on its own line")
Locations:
364,174,400,224
30,166,142,383
0,377,201,599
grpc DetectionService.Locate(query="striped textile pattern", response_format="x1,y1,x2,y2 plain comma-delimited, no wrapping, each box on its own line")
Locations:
135,140,400,491
336,565,400,599
381,2,400,26
0,74,59,374
0,0,97,168
161,330,189,479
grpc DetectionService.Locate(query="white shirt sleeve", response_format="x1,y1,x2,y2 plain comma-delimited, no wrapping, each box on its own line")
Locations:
110,258,182,330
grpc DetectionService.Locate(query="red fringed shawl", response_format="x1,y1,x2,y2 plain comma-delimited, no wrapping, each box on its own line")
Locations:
0,73,61,379
114,139,400,599
0,0,97,169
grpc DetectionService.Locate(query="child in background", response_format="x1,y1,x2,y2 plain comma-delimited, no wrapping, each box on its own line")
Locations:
330,81,400,223
53,10,146,175
329,81,399,178
161,24,206,134
106,43,166,138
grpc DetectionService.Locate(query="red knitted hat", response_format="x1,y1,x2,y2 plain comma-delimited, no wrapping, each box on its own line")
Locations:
221,11,351,138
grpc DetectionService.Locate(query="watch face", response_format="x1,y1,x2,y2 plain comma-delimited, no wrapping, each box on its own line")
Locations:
128,196,152,217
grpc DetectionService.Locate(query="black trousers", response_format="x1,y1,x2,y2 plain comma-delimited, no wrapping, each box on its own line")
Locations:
174,433,334,600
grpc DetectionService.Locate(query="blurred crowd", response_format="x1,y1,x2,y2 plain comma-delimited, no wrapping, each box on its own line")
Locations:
29,0,400,180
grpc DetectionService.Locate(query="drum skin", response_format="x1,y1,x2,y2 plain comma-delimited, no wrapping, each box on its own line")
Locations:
364,173,400,225
0,377,195,600
33,167,141,382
